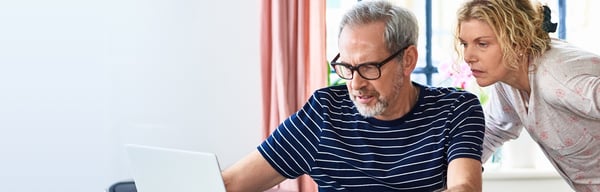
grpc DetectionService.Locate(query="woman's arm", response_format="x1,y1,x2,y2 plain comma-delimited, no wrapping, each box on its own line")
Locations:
481,84,524,162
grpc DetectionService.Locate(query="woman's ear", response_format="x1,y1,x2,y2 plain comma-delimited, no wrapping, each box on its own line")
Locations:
402,45,418,76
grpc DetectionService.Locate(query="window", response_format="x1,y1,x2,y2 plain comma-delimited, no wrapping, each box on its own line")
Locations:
326,0,462,87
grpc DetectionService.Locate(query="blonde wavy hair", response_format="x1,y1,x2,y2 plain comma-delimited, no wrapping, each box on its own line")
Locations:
455,0,551,71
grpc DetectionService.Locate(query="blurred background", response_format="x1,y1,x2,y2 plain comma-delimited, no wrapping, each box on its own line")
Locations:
0,0,596,191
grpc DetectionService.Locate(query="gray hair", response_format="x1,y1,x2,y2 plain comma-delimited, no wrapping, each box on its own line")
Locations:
339,0,419,56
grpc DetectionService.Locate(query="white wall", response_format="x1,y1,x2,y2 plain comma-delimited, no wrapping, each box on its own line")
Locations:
0,0,261,191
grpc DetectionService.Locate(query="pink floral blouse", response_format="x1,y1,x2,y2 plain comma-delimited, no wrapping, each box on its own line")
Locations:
482,39,600,191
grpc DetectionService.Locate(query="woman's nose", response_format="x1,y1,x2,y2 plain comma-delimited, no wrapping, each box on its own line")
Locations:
463,47,475,65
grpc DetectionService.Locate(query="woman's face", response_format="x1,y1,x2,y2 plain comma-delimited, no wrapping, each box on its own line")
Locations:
458,19,509,87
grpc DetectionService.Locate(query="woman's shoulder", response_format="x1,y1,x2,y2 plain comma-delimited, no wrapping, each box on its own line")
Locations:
536,38,600,77
542,39,600,66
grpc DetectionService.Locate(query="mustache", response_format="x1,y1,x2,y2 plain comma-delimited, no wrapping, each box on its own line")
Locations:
350,88,369,96
350,89,380,102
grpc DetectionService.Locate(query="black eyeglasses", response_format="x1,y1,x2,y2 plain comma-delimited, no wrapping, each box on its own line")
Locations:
330,46,409,80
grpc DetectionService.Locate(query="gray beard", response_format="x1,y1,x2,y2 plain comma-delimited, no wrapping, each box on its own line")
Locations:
352,96,388,118
350,66,404,118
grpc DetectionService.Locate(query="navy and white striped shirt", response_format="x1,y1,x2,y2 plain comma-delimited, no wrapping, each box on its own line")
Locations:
258,83,485,191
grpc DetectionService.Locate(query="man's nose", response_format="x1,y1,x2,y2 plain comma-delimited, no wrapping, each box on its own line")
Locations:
349,71,368,90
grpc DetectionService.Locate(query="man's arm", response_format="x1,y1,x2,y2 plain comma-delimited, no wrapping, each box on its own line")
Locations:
221,150,287,192
444,158,482,192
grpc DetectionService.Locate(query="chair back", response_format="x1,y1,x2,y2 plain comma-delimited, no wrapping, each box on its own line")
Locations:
108,181,137,192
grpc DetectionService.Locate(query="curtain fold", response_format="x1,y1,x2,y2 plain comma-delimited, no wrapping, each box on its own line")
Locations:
260,0,327,191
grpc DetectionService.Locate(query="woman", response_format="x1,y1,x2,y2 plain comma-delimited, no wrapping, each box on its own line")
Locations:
455,0,600,191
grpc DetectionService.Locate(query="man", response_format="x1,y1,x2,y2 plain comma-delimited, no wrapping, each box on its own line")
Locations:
223,1,484,191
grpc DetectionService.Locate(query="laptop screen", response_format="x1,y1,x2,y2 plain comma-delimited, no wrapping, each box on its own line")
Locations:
125,144,226,192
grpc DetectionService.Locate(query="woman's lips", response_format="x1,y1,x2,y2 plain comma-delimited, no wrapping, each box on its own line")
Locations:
471,69,484,78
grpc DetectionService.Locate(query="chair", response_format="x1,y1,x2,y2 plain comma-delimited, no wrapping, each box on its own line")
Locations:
107,180,137,192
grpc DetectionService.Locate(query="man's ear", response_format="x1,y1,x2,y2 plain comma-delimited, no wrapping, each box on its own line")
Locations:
402,45,418,76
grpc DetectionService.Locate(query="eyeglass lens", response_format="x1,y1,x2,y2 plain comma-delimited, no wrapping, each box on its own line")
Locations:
334,64,380,80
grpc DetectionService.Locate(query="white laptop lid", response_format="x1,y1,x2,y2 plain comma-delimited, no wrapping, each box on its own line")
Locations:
125,144,226,192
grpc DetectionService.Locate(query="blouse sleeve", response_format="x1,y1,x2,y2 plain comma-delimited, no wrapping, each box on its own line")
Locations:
545,53,600,120
481,84,524,162
537,40,600,120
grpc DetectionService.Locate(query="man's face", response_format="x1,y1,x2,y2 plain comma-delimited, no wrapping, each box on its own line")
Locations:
337,21,409,118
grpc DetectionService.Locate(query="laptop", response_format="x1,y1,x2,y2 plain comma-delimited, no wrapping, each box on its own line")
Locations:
124,144,227,192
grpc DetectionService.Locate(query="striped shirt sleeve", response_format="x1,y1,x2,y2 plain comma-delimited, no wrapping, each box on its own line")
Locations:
258,92,325,178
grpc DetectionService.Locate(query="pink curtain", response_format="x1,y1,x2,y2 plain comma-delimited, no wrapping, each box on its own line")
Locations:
260,0,326,191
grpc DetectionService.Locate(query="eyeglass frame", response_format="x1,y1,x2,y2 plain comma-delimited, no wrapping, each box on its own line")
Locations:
330,45,410,80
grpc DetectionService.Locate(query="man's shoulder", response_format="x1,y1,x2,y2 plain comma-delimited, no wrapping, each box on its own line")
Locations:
422,85,477,99
314,85,349,97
